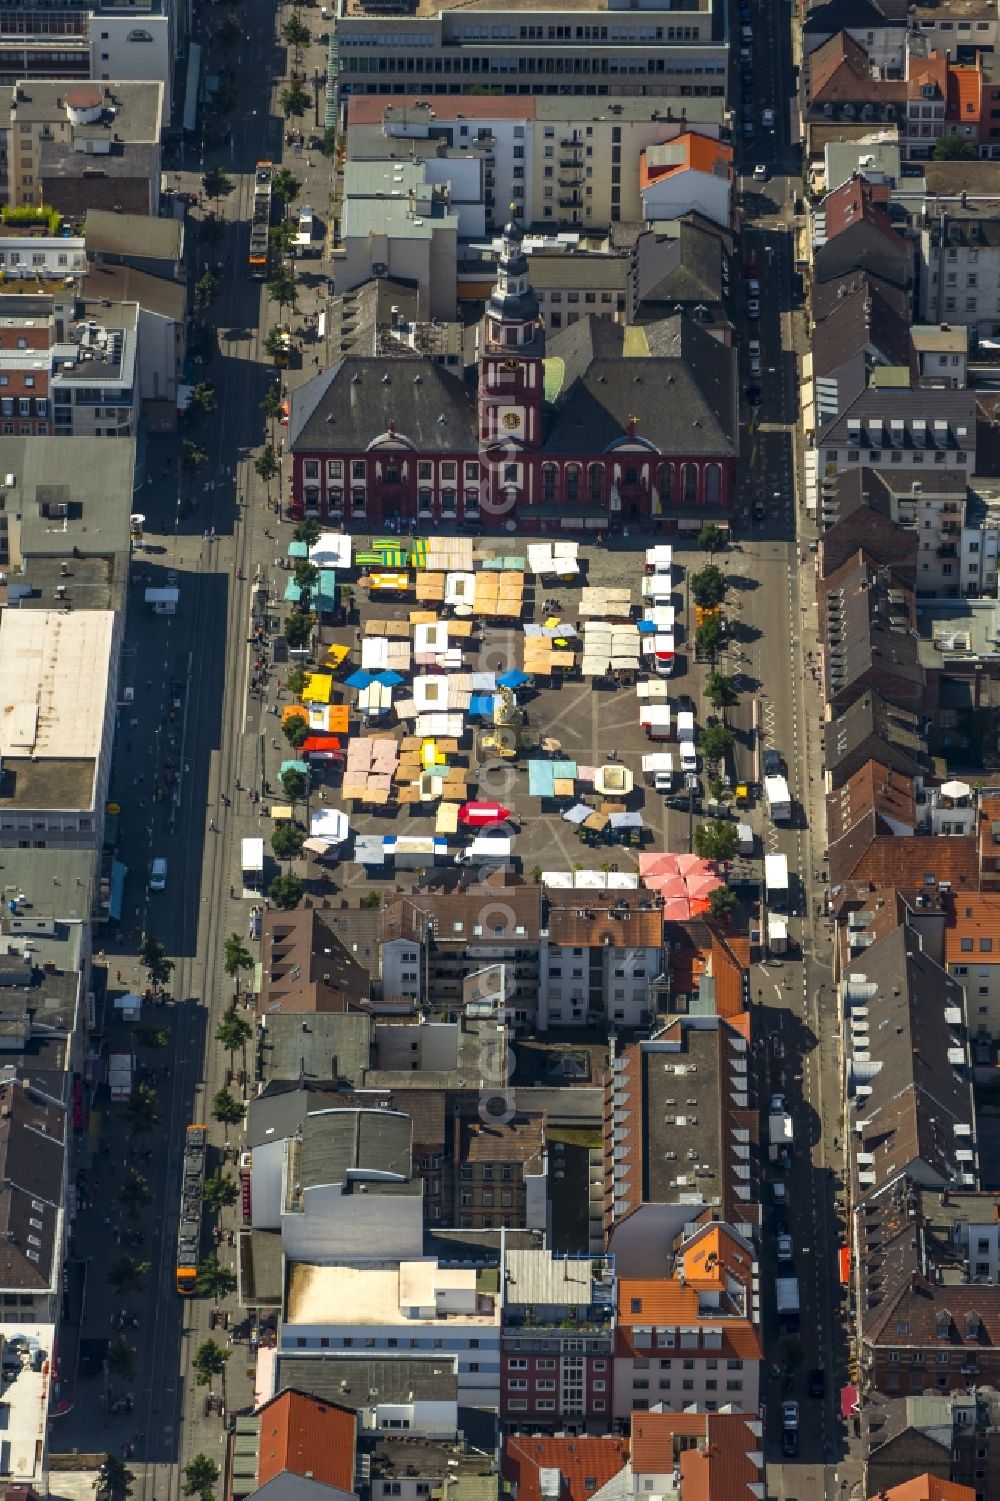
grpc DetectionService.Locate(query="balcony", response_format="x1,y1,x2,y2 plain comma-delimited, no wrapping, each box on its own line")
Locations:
937,543,957,558
558,196,582,208
560,153,583,168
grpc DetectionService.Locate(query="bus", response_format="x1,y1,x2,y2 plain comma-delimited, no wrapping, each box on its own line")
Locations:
176,1124,206,1295
249,161,274,278
241,836,264,895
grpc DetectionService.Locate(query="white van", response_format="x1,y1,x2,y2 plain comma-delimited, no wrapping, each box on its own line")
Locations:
679,739,698,773
149,858,167,892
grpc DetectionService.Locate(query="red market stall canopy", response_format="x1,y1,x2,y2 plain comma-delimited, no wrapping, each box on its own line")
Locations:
301,735,344,760
458,802,511,826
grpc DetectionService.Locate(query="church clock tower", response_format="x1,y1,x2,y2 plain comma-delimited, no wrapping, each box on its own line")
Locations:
478,206,544,454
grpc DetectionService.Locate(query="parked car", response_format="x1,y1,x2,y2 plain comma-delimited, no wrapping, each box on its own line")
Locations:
747,298,760,318
750,355,762,377
807,1368,826,1398
777,1233,793,1263
782,1402,799,1431
770,1091,785,1113
782,1429,799,1458
762,107,775,126
753,163,768,182
762,747,782,776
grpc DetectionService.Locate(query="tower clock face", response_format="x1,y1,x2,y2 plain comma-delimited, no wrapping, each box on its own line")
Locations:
502,412,522,431
501,358,520,372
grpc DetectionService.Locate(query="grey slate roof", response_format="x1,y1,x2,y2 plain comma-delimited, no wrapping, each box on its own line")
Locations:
845,925,974,1201
804,0,908,34
288,359,478,453
246,1082,346,1150
300,1107,412,1187
817,388,976,448
812,279,911,377
543,314,736,458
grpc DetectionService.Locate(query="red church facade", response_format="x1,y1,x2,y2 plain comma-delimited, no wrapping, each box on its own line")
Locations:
287,216,738,534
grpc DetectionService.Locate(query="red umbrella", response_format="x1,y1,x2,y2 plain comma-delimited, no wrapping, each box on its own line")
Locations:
458,801,511,826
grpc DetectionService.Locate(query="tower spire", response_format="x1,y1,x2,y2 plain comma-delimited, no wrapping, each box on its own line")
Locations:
485,203,540,351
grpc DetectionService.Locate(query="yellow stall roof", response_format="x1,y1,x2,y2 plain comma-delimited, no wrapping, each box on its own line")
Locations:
302,672,334,704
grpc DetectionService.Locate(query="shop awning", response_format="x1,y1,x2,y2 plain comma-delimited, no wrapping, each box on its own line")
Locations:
109,860,127,921
839,1246,851,1283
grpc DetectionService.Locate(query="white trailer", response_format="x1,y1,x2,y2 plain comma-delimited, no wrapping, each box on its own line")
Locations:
455,836,513,865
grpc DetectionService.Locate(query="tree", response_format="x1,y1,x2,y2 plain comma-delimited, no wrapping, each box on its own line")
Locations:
694,821,739,863
361,890,381,910
698,523,727,554
269,872,303,910
119,1169,152,1214
273,168,303,212
294,517,322,548
254,444,279,502
690,565,727,609
98,1455,135,1501
107,1255,150,1298
282,9,310,59
183,1455,220,1501
292,560,319,592
272,822,305,863
223,933,254,997
182,440,209,477
282,711,310,746
696,616,725,661
280,83,310,119
267,267,297,314
105,1337,137,1389
186,382,217,422
269,220,297,262
125,1081,158,1136
195,1252,237,1304
709,886,738,922
199,213,225,248
280,766,308,802
260,383,284,441
211,1087,244,1141
284,611,315,650
194,271,220,313
216,1002,253,1075
320,125,338,157
202,166,234,207
219,11,242,49
135,1025,168,1049
932,132,978,162
699,722,734,765
705,670,738,715
138,933,174,992
286,666,308,696
203,1171,239,1215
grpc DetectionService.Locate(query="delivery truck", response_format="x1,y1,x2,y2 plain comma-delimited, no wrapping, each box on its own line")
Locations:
776,1276,800,1327
764,852,789,910
764,774,792,822
455,836,514,866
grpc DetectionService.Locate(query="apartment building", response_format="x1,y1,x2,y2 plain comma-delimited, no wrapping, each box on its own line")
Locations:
603,1018,759,1265
231,1391,358,1501
612,1222,761,1416
380,885,544,1029
280,1258,502,1407
327,0,728,120
540,890,666,1029
0,79,162,214
864,1389,1000,1498
456,1115,547,1231
0,609,120,850
817,390,976,483
345,95,727,232
943,894,1000,1036
919,209,1000,340
500,1249,616,1430
638,132,732,227
504,1436,629,1498
910,324,968,388
629,1410,765,1500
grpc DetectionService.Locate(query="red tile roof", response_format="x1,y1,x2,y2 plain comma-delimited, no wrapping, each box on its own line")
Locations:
640,133,733,189
875,1476,977,1501
824,176,906,252
256,1391,357,1493
503,1436,629,1501
631,1413,764,1501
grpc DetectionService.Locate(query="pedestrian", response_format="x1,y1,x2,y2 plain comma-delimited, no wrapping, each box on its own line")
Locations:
230,884,235,898
209,818,217,832
116,970,122,982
